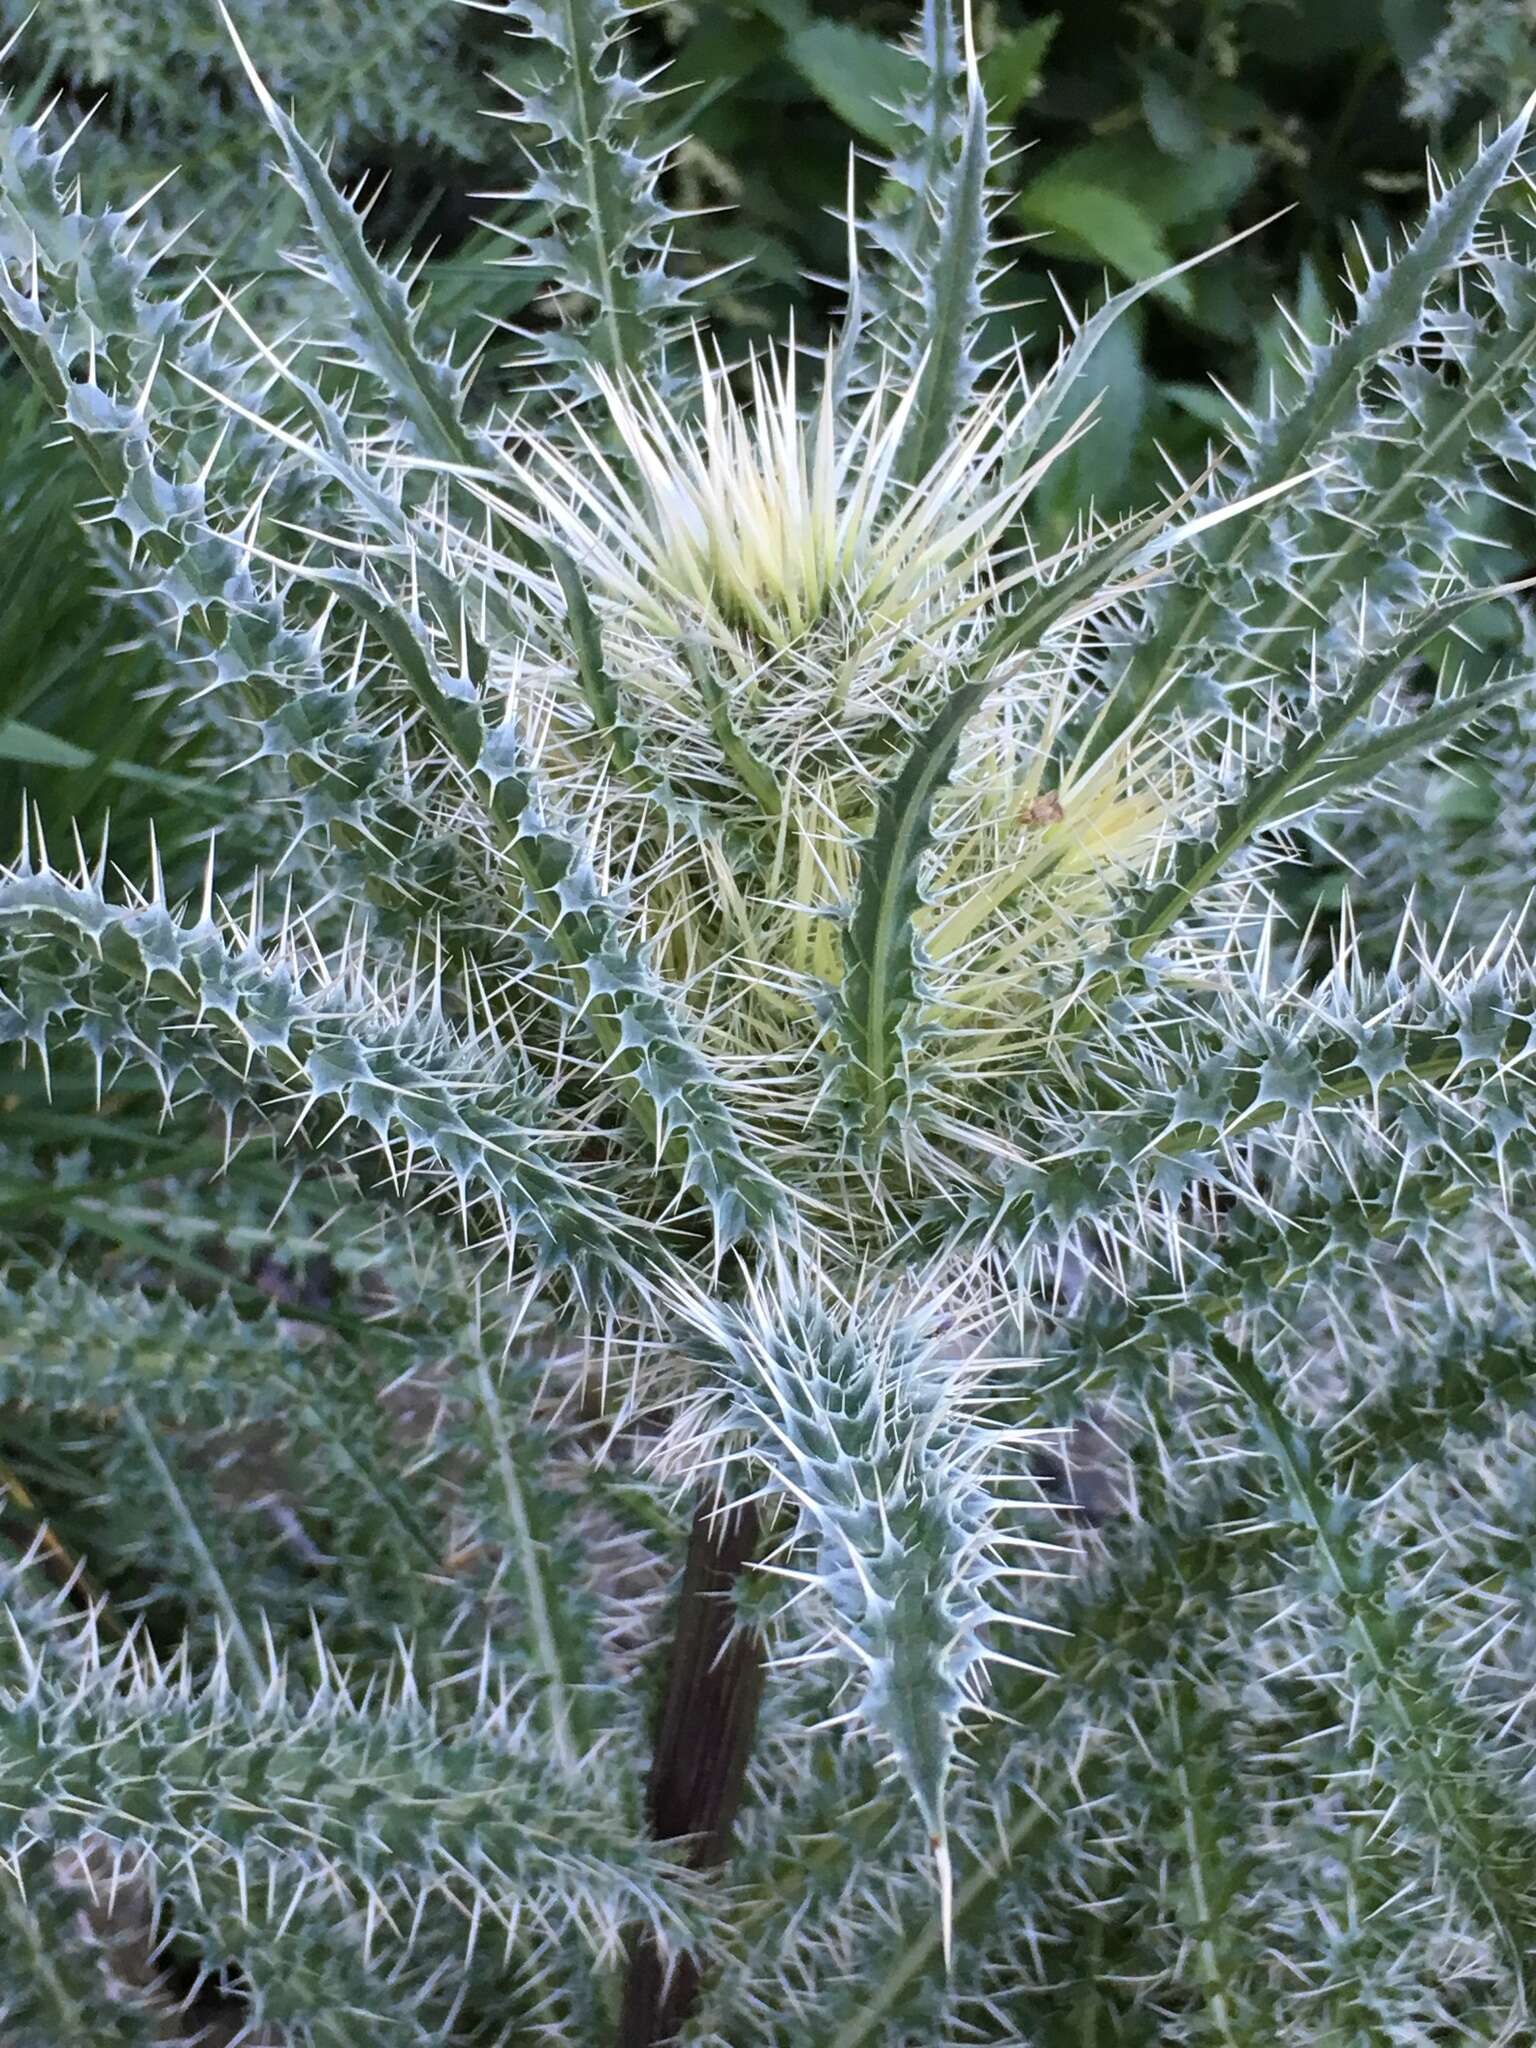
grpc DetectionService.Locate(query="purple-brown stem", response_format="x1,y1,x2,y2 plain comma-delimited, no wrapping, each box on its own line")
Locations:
616,1496,765,2046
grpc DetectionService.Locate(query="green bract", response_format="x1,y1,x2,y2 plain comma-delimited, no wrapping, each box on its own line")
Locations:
2,4,1536,2041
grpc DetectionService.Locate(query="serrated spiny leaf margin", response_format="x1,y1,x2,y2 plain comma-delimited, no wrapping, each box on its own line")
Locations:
174,41,783,1240
858,0,1000,434
0,1636,699,1976
949,932,1536,1285
1090,89,1536,751
665,1272,1059,1948
0,849,642,1286
1209,1330,1536,2007
0,94,781,1247
478,0,697,395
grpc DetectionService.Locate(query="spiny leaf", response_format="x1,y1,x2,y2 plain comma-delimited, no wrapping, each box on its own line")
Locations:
1124,583,1535,952
834,668,992,1140
490,0,695,389
1211,1332,1536,2009
0,856,645,1286
221,3,489,472
0,1644,698,1962
834,479,1271,1139
681,1282,1048,1957
1100,88,1536,739
314,566,782,1241
895,78,990,486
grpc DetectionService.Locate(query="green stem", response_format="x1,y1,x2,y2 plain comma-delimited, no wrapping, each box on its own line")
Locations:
120,1401,262,1689
475,1359,580,1767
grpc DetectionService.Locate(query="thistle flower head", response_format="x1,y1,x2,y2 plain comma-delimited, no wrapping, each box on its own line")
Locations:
517,333,1049,701
479,341,1203,1213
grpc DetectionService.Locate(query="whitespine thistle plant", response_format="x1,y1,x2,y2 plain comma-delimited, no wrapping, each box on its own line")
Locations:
3,2,1536,2041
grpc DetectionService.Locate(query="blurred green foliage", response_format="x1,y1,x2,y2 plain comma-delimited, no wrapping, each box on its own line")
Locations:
665,0,1536,521
0,386,227,865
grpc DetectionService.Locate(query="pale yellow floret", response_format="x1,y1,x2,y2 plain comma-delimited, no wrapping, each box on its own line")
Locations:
640,708,1180,1098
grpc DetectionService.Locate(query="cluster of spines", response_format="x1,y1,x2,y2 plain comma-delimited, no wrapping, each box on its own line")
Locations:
854,0,1003,449
672,1277,1055,1948
8,0,492,179
818,297,1536,1169
0,846,640,1285
0,85,782,1249
206,65,782,1236
1327,679,1536,956
0,1224,677,2033
0,120,447,923
710,1279,1536,2043
0,1542,180,2045
0,1627,696,2034
945,933,1536,1287
0,1268,465,1660
1095,95,1536,749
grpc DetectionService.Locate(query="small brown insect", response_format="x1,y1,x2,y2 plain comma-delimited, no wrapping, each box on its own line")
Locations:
1023,791,1064,826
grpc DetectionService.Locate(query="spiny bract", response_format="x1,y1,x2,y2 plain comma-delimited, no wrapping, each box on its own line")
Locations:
2,0,1536,2041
